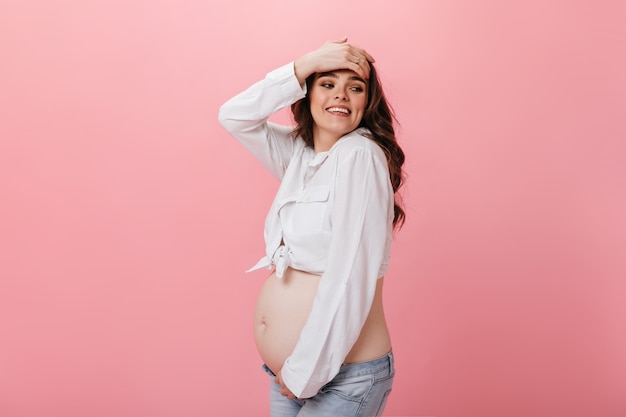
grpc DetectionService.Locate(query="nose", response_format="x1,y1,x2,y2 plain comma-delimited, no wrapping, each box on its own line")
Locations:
334,88,348,101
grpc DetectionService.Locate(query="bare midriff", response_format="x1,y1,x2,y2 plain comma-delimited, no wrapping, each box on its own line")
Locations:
254,267,392,375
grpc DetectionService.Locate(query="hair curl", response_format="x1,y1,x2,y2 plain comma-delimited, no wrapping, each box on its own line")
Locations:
290,64,406,229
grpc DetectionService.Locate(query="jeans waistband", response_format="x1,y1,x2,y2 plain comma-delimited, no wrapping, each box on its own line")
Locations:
334,350,394,380
261,350,394,380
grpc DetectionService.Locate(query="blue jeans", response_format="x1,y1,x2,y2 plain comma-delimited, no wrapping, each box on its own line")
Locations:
262,351,395,417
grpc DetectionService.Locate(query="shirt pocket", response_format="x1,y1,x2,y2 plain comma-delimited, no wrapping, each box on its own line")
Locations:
291,185,330,235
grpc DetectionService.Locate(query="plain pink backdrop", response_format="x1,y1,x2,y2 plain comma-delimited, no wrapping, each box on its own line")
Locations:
1,1,625,416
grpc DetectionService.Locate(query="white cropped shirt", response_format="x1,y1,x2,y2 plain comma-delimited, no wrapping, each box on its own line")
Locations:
218,62,394,399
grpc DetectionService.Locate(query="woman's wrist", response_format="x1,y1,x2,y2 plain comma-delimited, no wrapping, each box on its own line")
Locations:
294,53,315,86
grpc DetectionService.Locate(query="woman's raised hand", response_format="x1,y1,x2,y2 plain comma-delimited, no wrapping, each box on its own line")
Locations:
294,38,375,85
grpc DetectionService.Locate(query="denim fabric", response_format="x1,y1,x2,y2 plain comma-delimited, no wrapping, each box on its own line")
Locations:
262,351,394,417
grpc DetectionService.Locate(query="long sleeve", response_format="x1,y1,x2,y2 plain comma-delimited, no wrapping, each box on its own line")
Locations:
217,62,307,180
280,144,394,398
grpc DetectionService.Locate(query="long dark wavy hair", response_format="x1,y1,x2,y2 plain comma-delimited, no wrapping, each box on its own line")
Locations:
290,64,406,229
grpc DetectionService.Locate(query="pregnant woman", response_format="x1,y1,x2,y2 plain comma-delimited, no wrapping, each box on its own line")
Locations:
218,38,406,417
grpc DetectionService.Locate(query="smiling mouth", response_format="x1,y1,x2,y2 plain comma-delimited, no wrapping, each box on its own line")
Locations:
327,107,351,115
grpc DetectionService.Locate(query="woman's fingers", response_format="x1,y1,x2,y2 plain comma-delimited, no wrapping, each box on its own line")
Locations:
295,38,375,82
275,371,297,399
344,41,374,79
281,387,295,399
347,52,371,80
330,36,348,45
341,37,374,65
355,45,375,64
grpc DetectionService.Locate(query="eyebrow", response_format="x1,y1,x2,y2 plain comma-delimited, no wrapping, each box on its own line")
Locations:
318,72,367,85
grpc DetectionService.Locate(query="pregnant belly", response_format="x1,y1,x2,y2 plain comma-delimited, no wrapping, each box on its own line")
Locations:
254,268,321,375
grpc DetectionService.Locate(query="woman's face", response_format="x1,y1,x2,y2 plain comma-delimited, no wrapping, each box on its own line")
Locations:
309,70,368,145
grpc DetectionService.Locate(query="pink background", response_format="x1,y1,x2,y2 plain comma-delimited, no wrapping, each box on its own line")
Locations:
1,1,625,416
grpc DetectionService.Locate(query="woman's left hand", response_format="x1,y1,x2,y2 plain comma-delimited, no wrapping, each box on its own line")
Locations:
275,370,298,400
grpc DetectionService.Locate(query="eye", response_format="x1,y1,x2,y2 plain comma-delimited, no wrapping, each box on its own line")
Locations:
320,82,334,89
350,86,364,93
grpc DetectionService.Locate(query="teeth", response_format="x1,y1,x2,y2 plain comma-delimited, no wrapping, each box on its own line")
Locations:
328,107,350,114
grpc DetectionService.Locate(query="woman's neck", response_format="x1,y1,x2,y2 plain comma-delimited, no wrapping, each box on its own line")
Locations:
313,129,342,153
